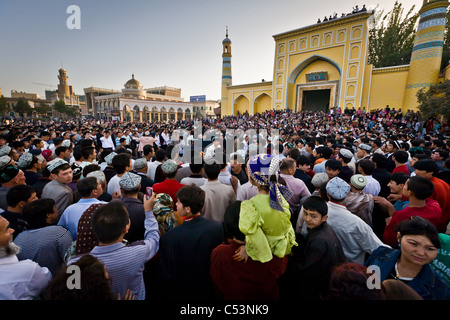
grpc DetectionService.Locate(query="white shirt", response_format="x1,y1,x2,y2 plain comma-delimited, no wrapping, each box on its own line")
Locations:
363,175,381,197
0,255,52,300
326,201,388,264
100,135,115,149
107,175,121,195
147,160,162,181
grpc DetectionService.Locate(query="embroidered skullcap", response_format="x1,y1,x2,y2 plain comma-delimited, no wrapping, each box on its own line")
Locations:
71,163,82,180
41,149,53,162
134,158,148,170
0,164,19,183
161,159,178,174
326,177,351,200
358,143,372,152
17,152,34,169
246,153,293,212
339,148,354,160
104,152,117,165
119,172,142,191
61,139,72,148
87,170,106,186
0,145,11,157
350,174,367,190
0,156,13,171
311,172,329,188
47,158,69,173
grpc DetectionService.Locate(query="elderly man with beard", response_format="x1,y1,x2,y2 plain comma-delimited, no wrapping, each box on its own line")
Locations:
0,216,52,299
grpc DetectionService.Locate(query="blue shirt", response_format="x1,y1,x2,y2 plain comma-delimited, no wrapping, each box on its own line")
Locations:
58,198,107,240
68,210,160,300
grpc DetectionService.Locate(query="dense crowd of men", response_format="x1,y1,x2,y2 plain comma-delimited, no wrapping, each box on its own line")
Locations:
0,105,449,301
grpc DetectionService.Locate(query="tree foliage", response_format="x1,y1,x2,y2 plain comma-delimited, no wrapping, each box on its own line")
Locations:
13,99,32,115
34,102,51,117
53,99,79,118
417,79,450,120
0,95,10,115
368,1,419,68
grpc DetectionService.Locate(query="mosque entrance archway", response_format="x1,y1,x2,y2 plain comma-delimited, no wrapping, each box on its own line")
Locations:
302,89,331,112
296,80,339,112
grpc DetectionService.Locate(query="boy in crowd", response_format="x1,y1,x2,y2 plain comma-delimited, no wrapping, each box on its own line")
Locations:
279,195,347,300
156,185,224,300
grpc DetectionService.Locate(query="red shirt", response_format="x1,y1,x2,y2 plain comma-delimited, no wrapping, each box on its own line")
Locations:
430,177,450,229
210,239,287,300
392,164,409,175
383,198,443,247
152,179,185,209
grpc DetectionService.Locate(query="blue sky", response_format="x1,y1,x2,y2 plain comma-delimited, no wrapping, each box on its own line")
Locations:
0,0,423,101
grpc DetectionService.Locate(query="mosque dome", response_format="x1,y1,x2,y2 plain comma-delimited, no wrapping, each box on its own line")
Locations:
124,74,142,89
222,37,231,44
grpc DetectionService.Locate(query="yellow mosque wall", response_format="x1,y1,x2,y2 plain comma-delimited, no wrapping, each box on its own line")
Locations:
220,1,448,116
368,66,410,111
223,82,272,115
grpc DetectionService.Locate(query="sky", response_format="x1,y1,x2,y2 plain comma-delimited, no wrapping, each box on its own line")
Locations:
0,0,424,102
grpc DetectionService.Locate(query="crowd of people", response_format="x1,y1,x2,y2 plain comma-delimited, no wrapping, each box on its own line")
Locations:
0,105,449,301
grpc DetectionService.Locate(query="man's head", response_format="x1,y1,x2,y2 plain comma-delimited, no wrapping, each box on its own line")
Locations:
393,150,409,165
55,146,71,160
81,146,97,163
6,184,37,212
175,185,206,217
280,157,297,176
358,159,375,176
388,172,409,194
133,158,148,174
112,153,132,175
0,164,26,187
143,145,154,159
403,176,434,200
92,202,130,244
296,155,311,172
302,195,328,229
431,149,449,162
119,172,142,196
77,177,102,199
230,153,245,174
48,160,73,184
325,159,342,179
203,161,222,181
413,159,439,179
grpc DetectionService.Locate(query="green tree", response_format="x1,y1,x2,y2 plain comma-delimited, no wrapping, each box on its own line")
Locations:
368,1,419,68
34,102,51,117
13,99,32,116
0,95,10,115
417,79,450,120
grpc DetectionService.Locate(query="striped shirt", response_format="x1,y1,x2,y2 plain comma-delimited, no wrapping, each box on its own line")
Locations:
14,225,73,277
68,210,160,300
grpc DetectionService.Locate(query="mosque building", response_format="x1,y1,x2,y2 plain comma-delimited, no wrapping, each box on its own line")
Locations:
84,74,193,122
220,0,450,116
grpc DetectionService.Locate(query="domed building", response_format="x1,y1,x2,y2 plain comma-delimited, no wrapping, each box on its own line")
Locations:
84,73,193,122
122,74,146,100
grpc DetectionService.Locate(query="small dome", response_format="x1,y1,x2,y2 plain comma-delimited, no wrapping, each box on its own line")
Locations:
222,37,231,44
125,74,141,88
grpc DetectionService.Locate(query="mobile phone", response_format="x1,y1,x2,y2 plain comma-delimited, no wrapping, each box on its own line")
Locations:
146,187,153,200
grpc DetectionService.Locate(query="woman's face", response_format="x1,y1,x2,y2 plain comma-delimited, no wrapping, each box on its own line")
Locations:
399,233,438,267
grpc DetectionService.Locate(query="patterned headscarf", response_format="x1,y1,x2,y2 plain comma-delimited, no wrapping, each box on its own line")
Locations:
246,154,293,212
153,193,176,234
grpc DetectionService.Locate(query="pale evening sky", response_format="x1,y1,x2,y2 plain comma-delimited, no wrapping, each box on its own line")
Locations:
0,0,424,102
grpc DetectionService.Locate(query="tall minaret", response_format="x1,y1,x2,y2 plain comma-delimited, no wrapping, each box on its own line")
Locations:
221,27,232,110
403,0,449,111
